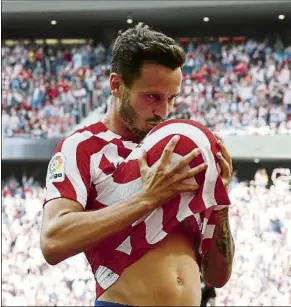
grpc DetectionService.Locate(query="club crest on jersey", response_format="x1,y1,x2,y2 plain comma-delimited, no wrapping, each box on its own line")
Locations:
47,152,65,183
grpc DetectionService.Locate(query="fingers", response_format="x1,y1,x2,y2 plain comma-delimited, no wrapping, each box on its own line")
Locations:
213,131,224,143
215,134,233,174
170,148,201,173
138,149,149,174
217,142,233,174
177,162,208,181
159,135,180,167
216,139,230,160
216,152,232,178
174,183,200,193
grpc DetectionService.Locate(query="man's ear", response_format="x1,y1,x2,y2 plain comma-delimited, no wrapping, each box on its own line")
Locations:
110,73,123,98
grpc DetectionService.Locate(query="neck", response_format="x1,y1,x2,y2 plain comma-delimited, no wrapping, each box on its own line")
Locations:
102,97,138,141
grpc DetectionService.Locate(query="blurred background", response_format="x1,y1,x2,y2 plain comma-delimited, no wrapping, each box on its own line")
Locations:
1,0,291,306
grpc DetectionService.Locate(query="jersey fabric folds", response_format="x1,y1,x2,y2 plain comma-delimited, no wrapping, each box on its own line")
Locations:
44,119,231,298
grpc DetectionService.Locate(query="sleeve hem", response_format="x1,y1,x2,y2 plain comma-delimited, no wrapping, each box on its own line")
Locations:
43,196,85,210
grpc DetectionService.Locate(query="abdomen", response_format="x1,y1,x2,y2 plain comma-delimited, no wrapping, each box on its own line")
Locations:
99,224,202,306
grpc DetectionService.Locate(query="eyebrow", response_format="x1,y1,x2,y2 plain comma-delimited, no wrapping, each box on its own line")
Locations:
142,91,181,98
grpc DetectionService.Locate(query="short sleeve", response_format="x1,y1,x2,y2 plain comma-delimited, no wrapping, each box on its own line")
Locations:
44,132,93,209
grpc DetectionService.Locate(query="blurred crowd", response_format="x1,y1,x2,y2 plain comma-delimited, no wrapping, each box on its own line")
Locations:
2,43,111,139
173,38,291,135
2,168,291,306
2,37,291,138
216,168,291,306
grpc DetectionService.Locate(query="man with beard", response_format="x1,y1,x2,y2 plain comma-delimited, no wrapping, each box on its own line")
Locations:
41,23,234,306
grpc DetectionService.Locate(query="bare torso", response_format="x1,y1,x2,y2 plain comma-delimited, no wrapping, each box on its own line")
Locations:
98,224,201,306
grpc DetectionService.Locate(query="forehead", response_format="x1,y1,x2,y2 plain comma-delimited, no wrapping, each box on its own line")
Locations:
132,63,182,93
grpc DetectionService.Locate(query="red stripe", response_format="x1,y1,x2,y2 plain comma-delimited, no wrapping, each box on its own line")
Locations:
99,154,115,175
71,119,232,300
130,222,150,259
53,175,77,201
76,136,109,197
83,122,108,135
214,176,231,205
162,196,180,233
53,138,65,154
112,160,140,183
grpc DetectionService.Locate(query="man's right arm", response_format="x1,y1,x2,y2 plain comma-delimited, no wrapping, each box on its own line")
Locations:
40,193,153,265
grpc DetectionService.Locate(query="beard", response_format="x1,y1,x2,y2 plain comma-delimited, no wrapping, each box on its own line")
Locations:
119,88,150,140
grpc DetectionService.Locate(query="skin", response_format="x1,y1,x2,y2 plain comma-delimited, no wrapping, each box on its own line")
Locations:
100,63,235,305
103,63,182,141
41,63,234,306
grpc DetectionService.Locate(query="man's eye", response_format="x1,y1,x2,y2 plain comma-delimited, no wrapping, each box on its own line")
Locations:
147,94,158,100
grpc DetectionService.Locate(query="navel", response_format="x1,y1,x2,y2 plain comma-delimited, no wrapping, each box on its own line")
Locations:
177,276,183,285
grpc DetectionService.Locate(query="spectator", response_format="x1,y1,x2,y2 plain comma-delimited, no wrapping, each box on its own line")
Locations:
2,38,291,139
2,168,290,306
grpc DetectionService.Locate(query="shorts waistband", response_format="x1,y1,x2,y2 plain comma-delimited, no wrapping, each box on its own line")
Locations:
95,300,133,306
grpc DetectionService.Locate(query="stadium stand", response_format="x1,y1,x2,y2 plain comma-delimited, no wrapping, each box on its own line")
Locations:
2,169,290,306
2,37,291,138
2,42,111,138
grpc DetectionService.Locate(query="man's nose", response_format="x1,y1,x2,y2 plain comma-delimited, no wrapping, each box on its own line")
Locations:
153,101,170,120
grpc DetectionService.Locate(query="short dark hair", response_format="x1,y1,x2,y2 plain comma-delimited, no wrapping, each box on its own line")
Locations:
111,22,186,87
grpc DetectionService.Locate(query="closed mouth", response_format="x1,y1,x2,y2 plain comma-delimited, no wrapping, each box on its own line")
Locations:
148,122,160,126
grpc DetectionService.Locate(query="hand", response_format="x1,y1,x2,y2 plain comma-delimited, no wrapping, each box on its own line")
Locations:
213,132,233,190
138,135,208,209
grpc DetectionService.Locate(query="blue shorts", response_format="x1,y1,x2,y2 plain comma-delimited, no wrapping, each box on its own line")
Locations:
95,301,133,306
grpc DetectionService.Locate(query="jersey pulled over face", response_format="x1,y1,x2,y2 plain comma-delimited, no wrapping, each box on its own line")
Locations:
44,119,231,299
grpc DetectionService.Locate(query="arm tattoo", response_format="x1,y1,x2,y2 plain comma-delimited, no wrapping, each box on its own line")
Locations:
215,210,234,269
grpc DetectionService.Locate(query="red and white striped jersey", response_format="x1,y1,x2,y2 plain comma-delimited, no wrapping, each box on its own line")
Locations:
44,119,231,299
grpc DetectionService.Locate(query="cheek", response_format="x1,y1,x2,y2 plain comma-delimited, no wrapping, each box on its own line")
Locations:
135,96,152,114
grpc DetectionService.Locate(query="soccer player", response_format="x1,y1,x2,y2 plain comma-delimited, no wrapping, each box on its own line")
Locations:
40,23,235,306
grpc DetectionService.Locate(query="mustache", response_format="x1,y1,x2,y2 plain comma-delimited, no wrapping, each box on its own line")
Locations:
146,116,165,124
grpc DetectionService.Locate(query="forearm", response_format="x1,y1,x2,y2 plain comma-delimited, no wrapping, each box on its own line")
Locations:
201,207,235,287
43,193,152,264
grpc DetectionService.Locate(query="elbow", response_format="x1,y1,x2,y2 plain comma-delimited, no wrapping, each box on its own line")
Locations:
40,236,64,265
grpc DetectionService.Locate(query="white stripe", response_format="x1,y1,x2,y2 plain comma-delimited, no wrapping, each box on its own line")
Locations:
90,144,124,186
199,217,210,254
145,207,168,244
204,224,216,239
122,140,138,150
201,217,208,236
45,184,61,201
116,236,132,255
61,131,95,207
193,213,202,231
95,265,119,290
96,176,143,206
97,130,122,142
125,122,219,208
176,191,197,222
90,151,106,185
170,153,198,222
103,143,125,167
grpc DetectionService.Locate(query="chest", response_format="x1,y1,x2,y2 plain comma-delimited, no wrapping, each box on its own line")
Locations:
91,140,138,184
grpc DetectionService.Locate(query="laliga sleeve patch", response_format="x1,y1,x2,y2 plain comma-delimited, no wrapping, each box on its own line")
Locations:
47,152,66,183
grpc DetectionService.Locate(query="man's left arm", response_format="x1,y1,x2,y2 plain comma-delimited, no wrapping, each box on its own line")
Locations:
201,206,235,287
201,133,235,288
